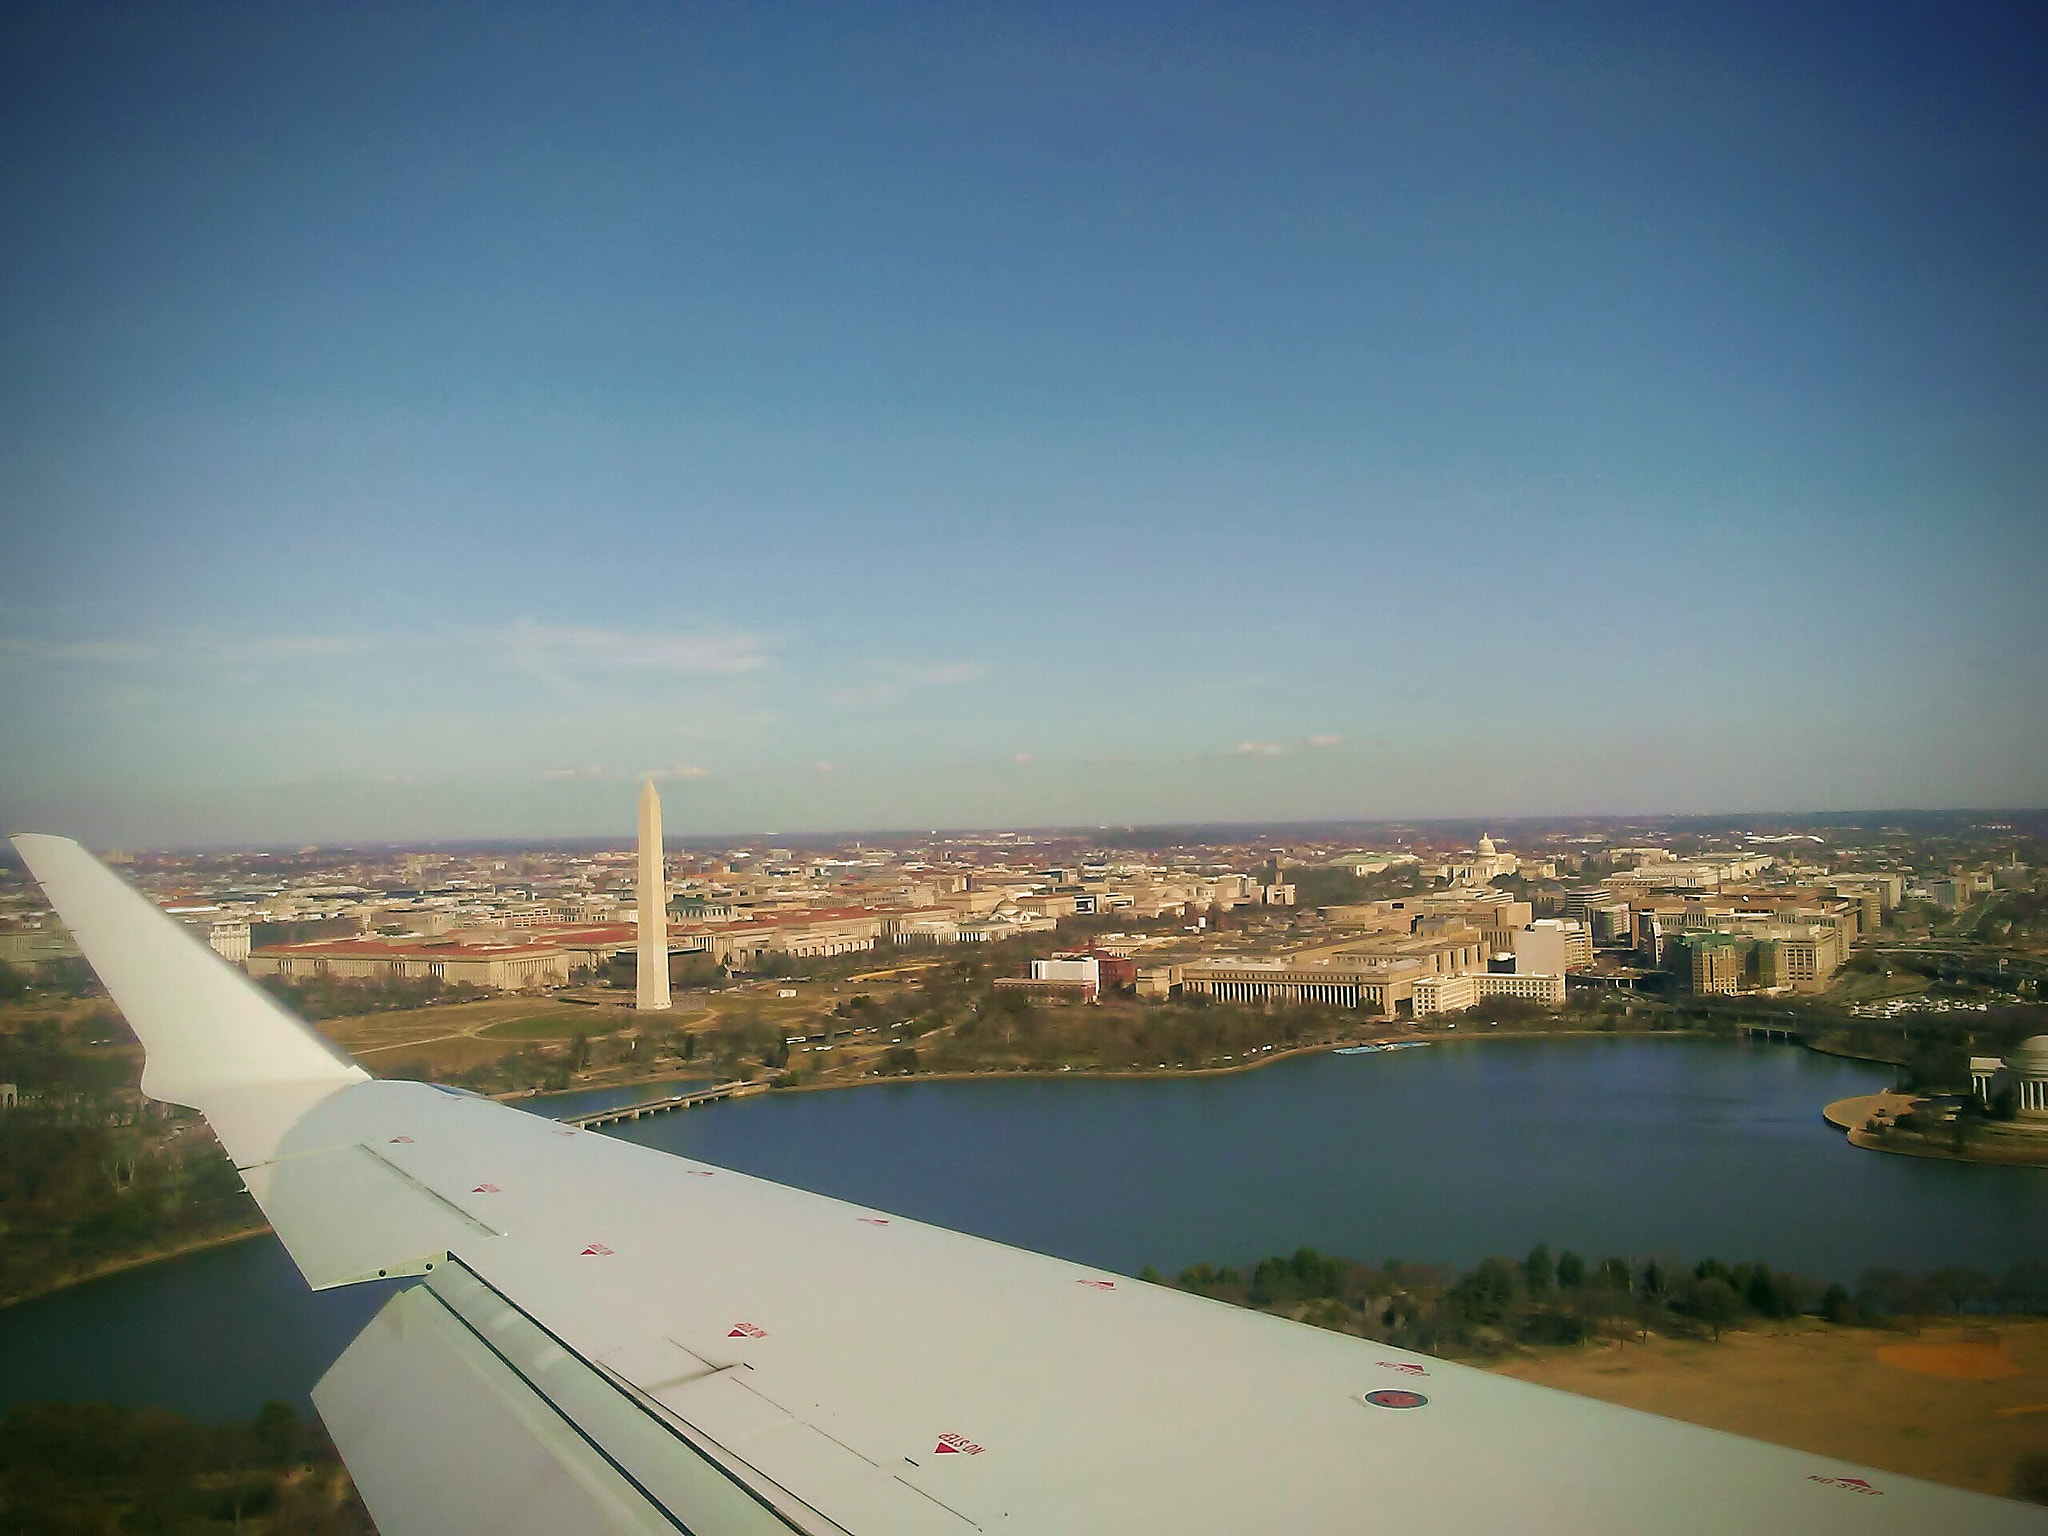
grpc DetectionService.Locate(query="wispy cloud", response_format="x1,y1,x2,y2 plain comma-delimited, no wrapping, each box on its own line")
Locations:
540,762,713,784
0,636,156,664
242,634,383,660
1010,751,1033,765
1185,735,1334,762
0,632,377,667
2,622,770,675
908,661,982,686
825,658,985,709
501,622,767,679
1183,738,1293,764
0,623,765,692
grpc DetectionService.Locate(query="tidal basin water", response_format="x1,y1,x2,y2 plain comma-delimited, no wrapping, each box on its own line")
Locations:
4,1038,2042,1418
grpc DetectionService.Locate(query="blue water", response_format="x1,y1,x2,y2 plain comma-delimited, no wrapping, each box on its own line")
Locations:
1,1038,2039,1419
613,1036,2045,1279
0,1236,401,1421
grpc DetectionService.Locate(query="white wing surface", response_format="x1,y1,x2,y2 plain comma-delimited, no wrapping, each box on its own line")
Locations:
15,834,2040,1535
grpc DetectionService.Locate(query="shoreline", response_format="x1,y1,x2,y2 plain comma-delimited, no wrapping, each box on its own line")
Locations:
0,1223,271,1312
715,1024,1790,1098
1803,1040,1908,1070
4,1030,1939,1302
515,1023,1862,1108
596,1025,1670,1099
1824,1092,2048,1169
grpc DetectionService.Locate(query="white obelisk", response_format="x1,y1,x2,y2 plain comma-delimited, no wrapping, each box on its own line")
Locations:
636,779,671,1011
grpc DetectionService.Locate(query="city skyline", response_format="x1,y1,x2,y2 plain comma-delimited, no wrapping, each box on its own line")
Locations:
4,3,2044,844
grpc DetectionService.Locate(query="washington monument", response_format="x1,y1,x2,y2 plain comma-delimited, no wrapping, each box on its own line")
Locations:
636,779,671,1011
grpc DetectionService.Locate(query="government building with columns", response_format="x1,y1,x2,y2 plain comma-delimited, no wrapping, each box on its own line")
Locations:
1971,1036,2048,1118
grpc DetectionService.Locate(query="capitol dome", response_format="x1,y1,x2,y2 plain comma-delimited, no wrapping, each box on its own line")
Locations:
1477,833,1497,856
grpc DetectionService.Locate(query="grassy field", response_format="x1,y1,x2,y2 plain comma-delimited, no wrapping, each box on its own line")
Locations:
1496,1318,2048,1500
309,977,909,1082
1827,966,1932,1005
318,997,643,1077
478,1010,631,1041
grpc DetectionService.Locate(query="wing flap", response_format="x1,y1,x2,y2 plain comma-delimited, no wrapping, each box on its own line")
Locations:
338,1261,813,1535
243,1140,498,1288
647,1375,978,1536
317,1283,686,1536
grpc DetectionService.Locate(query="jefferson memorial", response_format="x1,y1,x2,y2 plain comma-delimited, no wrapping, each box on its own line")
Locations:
1971,1036,2048,1118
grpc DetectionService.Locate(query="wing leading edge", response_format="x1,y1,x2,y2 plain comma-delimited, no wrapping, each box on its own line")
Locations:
14,836,2041,1535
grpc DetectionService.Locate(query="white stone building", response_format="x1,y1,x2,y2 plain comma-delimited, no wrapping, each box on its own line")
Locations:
1972,1037,2048,1119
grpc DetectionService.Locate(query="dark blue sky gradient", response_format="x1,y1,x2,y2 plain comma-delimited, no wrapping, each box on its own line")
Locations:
2,3,2043,841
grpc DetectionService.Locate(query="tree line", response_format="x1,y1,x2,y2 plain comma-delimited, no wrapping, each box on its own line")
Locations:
1141,1244,2048,1355
0,1400,369,1533
0,1105,254,1305
254,971,489,1021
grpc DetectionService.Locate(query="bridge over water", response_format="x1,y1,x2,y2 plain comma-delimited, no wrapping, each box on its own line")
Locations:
557,1079,764,1129
1741,1023,1807,1044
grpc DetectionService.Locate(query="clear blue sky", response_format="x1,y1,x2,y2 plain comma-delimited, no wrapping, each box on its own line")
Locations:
3,2,2043,844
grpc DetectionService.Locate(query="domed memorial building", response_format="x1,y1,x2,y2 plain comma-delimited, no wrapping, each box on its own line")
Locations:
1971,1036,2048,1118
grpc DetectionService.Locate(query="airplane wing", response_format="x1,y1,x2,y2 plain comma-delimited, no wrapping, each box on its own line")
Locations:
14,834,2040,1534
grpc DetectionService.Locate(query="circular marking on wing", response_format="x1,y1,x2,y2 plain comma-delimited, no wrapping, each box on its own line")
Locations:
1360,1389,1429,1410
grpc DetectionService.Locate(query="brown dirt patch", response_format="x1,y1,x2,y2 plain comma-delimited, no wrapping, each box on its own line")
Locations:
1878,1339,2023,1380
1493,1320,2048,1499
1823,1090,1918,1132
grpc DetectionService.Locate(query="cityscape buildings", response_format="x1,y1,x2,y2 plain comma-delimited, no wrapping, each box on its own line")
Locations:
4,810,2038,1024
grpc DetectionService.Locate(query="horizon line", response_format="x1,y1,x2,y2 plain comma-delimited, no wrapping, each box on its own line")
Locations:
8,805,2044,858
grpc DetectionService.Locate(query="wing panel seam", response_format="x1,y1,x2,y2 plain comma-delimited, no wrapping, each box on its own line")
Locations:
356,1142,505,1237
429,1256,813,1535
